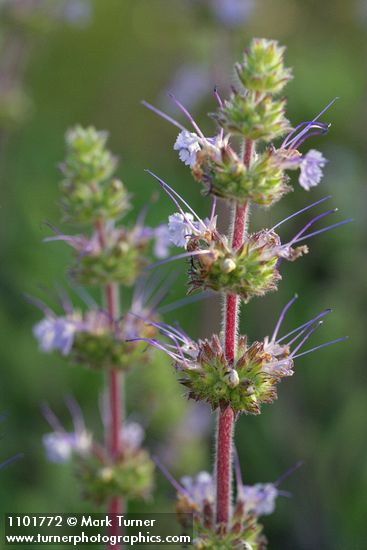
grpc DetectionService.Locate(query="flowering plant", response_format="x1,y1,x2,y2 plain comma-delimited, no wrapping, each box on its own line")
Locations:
141,38,349,547
31,38,350,549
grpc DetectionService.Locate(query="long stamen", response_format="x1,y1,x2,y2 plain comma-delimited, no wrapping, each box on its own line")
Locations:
277,308,332,344
281,121,311,148
214,86,224,141
210,196,217,223
148,272,178,311
274,460,304,487
288,208,338,246
293,336,348,359
168,93,205,139
292,125,330,149
147,249,213,270
68,283,98,309
287,320,321,347
127,337,181,360
147,320,189,345
132,272,162,310
271,196,332,231
290,218,354,245
232,448,244,494
284,98,338,149
141,100,187,132
146,170,206,231
277,490,292,498
286,310,332,347
64,395,85,433
290,321,323,357
42,404,66,433
153,321,191,342
271,294,298,342
0,454,23,469
24,294,55,317
145,171,198,232
282,122,329,149
158,290,212,314
153,455,189,496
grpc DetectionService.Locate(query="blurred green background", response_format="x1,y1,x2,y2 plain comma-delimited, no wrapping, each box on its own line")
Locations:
0,1,366,548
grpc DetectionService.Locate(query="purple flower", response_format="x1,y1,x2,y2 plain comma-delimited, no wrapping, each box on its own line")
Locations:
143,96,226,168
168,212,198,247
174,130,201,167
153,224,171,259
146,171,218,251
241,483,279,516
180,471,215,507
299,149,327,191
120,421,145,451
211,0,255,27
42,399,92,464
33,316,78,356
43,431,91,463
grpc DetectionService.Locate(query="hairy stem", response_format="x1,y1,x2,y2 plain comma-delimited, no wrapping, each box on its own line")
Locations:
215,139,253,530
95,221,124,550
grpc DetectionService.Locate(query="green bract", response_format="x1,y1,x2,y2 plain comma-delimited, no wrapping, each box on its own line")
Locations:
193,146,291,206
176,335,293,415
60,126,130,223
213,92,290,142
77,448,154,504
71,231,148,286
71,324,157,371
64,126,116,184
188,231,283,302
176,491,267,549
235,38,292,95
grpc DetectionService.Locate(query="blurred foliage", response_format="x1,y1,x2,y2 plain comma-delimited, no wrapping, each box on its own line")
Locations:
0,1,366,549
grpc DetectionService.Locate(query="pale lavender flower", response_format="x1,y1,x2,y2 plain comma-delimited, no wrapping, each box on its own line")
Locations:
143,96,226,168
153,224,171,259
273,100,338,190
181,471,215,507
299,149,327,191
174,130,201,167
146,170,218,252
43,431,91,463
120,421,145,451
42,399,92,464
45,217,172,261
168,212,198,247
241,483,279,516
33,316,77,356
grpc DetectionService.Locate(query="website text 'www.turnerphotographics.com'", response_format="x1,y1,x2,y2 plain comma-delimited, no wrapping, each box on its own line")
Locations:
4,513,193,546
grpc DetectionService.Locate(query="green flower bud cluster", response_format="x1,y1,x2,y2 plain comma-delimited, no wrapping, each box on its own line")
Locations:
176,490,266,549
187,230,307,303
193,145,291,206
191,38,294,206
60,126,130,223
70,227,149,287
235,38,293,94
192,519,266,550
213,37,292,146
77,447,154,504
176,335,292,415
213,93,290,142
70,311,158,371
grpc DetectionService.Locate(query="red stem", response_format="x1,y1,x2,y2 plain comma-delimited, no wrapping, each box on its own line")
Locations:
95,221,123,550
215,139,253,530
